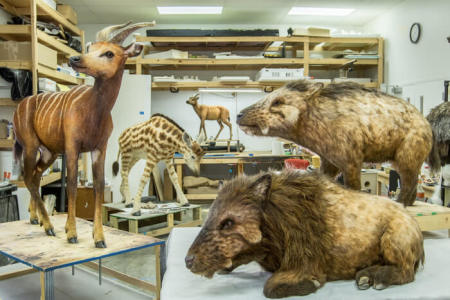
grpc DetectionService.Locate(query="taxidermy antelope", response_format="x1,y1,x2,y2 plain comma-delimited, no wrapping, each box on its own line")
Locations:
112,114,205,216
13,21,155,248
186,93,232,141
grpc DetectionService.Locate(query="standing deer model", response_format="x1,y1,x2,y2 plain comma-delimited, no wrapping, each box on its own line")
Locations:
13,21,155,248
186,93,232,141
112,114,205,216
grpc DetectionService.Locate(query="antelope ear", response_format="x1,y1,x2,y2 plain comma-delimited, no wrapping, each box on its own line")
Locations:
123,42,143,57
182,132,192,147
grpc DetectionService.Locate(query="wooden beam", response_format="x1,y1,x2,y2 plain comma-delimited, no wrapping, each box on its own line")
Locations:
37,30,80,57
30,0,38,95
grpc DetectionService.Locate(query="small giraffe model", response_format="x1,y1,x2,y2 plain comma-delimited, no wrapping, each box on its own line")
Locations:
112,114,205,216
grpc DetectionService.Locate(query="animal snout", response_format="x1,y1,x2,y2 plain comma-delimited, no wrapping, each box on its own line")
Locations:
69,56,81,66
185,255,195,269
236,112,244,122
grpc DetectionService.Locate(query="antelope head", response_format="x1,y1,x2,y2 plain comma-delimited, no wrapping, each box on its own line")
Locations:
69,21,155,79
186,93,200,106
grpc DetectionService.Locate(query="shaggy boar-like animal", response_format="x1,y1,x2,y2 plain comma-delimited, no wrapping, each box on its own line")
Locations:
185,170,424,298
426,101,450,168
236,80,435,206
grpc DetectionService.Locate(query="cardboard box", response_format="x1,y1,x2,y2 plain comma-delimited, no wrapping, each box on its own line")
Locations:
0,41,57,70
57,4,78,25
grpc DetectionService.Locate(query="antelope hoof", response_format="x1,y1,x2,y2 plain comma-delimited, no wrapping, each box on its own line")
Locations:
125,203,133,208
181,203,190,207
95,241,107,248
45,228,56,236
68,237,78,244
30,218,39,225
132,210,141,216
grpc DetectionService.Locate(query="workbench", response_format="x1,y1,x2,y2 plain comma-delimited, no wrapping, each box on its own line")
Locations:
174,152,308,200
0,215,165,300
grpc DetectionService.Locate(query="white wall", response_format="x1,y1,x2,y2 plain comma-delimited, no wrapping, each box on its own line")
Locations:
365,0,450,114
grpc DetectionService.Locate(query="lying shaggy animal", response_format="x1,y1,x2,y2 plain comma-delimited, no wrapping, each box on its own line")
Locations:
236,80,436,206
426,101,450,168
185,170,424,298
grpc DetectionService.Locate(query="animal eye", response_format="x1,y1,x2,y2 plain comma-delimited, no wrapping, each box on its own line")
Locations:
103,51,114,58
219,219,234,230
191,155,195,159
272,99,283,106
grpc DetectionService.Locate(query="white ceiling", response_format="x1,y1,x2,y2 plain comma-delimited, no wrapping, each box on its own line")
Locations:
63,0,405,26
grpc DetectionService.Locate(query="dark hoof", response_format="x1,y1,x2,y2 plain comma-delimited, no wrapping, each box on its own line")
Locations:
95,241,107,248
45,228,56,236
68,237,78,244
132,210,141,216
182,203,190,207
30,219,39,225
125,203,133,208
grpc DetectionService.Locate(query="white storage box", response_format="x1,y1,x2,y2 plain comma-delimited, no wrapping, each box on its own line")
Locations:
144,49,188,59
38,78,57,92
291,27,330,37
256,68,305,82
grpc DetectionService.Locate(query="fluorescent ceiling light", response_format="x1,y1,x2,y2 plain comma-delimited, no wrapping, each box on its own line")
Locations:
288,7,354,16
157,6,223,15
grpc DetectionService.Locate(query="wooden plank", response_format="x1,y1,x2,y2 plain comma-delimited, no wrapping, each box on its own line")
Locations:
37,30,80,57
406,201,450,216
30,0,38,95
0,24,30,40
186,194,217,200
83,261,157,293
10,171,61,187
163,169,174,200
378,38,384,86
0,60,32,70
129,219,139,234
0,98,19,106
152,167,164,201
40,271,45,300
0,215,162,271
138,58,305,66
0,266,37,280
155,245,161,300
413,214,450,231
38,65,82,85
167,213,174,227
0,139,14,148
309,58,378,65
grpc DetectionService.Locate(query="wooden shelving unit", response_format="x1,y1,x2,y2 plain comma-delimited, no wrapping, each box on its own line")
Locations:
128,35,383,91
0,139,14,148
10,171,61,188
0,0,85,92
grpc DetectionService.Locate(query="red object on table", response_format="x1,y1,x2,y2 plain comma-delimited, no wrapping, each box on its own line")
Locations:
284,159,310,170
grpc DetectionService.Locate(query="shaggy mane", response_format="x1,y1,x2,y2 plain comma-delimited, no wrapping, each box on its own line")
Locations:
152,113,185,132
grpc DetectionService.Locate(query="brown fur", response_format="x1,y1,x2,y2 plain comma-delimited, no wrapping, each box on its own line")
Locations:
236,80,433,206
112,114,205,215
186,169,424,298
12,24,146,248
426,101,450,168
186,94,232,140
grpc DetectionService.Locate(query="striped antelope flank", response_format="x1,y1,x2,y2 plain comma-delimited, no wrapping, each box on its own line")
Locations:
112,114,205,216
12,21,155,248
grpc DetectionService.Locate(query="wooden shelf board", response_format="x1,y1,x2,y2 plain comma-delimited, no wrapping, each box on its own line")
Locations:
0,24,31,41
0,98,19,106
37,30,80,57
309,58,378,65
11,171,61,188
137,36,310,43
138,58,305,66
0,60,32,70
186,194,217,200
0,139,14,149
13,0,82,36
152,80,379,91
38,65,82,85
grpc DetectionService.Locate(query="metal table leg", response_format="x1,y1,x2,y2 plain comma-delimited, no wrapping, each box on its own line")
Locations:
40,270,54,300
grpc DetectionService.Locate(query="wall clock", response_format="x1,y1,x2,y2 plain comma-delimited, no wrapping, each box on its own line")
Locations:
409,22,421,44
